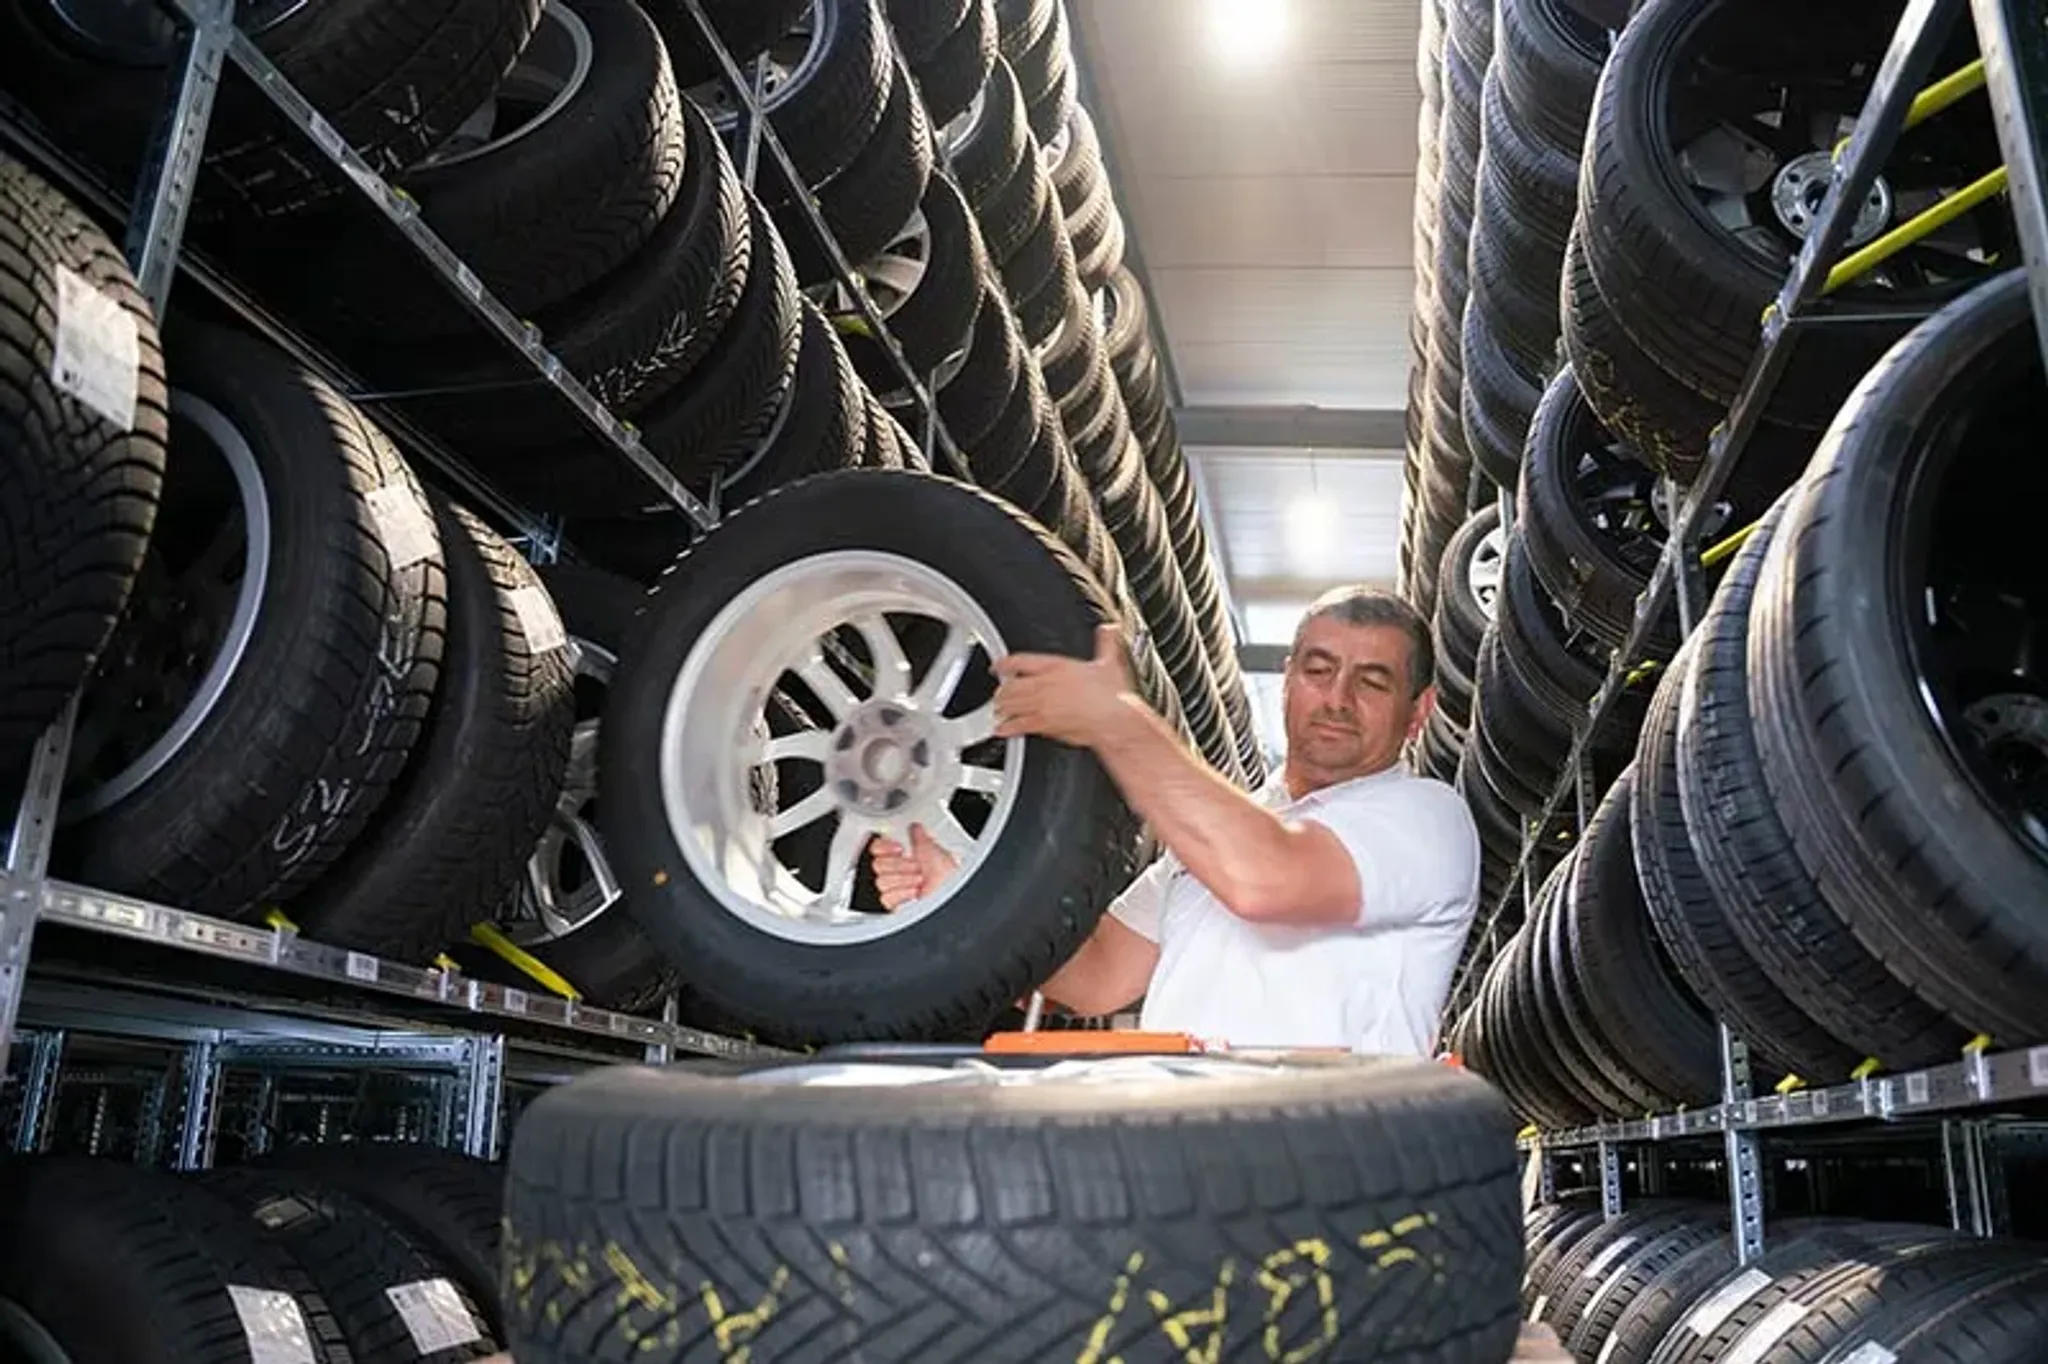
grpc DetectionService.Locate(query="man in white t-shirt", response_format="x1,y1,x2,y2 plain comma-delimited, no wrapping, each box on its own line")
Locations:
869,586,1481,1055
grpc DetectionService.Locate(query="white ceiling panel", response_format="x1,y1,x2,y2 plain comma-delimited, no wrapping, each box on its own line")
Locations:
1192,450,1405,591
1129,173,1415,271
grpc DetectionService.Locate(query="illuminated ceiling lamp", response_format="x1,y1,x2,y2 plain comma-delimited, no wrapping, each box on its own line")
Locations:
1205,0,1289,66
1286,449,1340,574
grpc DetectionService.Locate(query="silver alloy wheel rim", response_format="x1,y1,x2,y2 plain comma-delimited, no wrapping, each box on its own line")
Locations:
659,550,1023,945
63,391,272,820
416,1,594,170
504,638,626,945
694,0,833,132
1468,524,1505,620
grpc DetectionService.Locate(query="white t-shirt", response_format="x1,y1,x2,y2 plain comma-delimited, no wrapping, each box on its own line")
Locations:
1106,765,1481,1054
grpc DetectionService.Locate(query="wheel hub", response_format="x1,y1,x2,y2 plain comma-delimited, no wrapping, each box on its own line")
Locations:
1770,150,1891,247
827,702,940,817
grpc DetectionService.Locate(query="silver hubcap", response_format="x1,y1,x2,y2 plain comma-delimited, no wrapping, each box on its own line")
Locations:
659,550,1023,945
1770,148,1891,246
1469,525,1505,620
504,639,624,945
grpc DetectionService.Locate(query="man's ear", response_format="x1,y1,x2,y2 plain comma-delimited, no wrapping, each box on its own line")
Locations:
1408,684,1437,741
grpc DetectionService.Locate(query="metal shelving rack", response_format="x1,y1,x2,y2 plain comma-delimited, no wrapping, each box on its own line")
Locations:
0,0,1047,1114
1467,0,2048,1265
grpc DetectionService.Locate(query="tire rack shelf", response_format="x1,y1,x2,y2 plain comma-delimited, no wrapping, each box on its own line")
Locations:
1469,0,2048,1266
0,0,1031,1075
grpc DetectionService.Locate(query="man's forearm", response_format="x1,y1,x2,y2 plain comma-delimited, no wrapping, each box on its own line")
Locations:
1090,696,1320,919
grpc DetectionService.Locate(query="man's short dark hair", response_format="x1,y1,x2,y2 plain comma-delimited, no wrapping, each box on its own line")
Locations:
1291,586,1434,697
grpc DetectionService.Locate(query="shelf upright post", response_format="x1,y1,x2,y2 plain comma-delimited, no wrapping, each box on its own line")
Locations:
9,1028,64,1154
1720,1025,1765,1263
1597,1138,1624,1221
456,1034,505,1160
173,1037,223,1171
1970,0,2048,374
125,0,237,313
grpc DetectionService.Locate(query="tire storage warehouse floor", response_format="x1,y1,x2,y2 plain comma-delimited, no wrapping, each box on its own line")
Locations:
1,0,2047,1361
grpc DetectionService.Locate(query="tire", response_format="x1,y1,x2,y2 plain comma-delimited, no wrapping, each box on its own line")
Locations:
294,500,575,962
911,0,998,125
774,54,934,286
364,0,687,325
637,194,805,485
702,0,894,192
1575,0,2001,432
197,1167,504,1362
0,0,543,219
886,0,973,61
856,170,990,379
484,564,678,1014
724,300,870,500
255,1144,509,1335
1494,0,1609,155
1631,636,1855,1082
0,1157,352,1363
1433,503,1504,679
60,325,448,920
1517,365,1681,656
1559,1215,1729,1359
597,469,1146,1045
1677,496,1967,1069
1748,268,2048,1044
503,1055,1525,1364
0,154,168,778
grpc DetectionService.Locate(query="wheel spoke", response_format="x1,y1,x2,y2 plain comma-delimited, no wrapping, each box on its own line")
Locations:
945,701,997,748
925,811,977,862
957,763,1005,797
768,786,837,839
915,623,976,710
855,614,915,702
818,817,868,912
796,652,860,721
764,730,832,765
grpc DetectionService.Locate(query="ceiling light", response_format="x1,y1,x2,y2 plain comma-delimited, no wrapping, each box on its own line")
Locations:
1205,0,1288,66
1285,494,1339,569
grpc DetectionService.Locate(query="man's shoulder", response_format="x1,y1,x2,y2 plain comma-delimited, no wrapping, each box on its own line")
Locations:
1317,768,1475,826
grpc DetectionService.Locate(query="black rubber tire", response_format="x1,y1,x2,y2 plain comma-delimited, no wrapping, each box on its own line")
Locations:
1676,496,1967,1070
738,0,896,192
911,0,998,125
197,1167,503,1362
0,0,543,219
61,325,448,920
1804,1258,2048,1364
1531,1202,1705,1336
1559,1215,1729,1359
0,1157,352,1363
724,299,870,500
886,0,974,60
597,469,1145,1045
646,0,812,86
385,0,686,322
872,171,990,376
294,499,575,961
0,154,168,778
637,194,805,485
1517,365,1681,656
1459,298,1544,492
504,1056,1525,1363
775,55,934,285
1494,0,1609,155
1568,767,1721,1107
255,1143,509,1336
1631,636,1853,1082
490,563,679,1014
1748,268,2048,1044
935,274,1026,447
1575,0,1997,431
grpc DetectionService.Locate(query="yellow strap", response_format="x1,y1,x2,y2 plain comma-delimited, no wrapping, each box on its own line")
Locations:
1851,1056,1882,1081
467,922,583,1001
432,953,461,973
1774,1073,1805,1095
1700,520,1758,569
1905,58,1987,129
1964,1032,1993,1055
1624,660,1661,687
263,908,300,933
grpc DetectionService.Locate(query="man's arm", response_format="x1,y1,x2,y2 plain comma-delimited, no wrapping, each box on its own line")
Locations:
1038,914,1159,1017
1089,699,1362,926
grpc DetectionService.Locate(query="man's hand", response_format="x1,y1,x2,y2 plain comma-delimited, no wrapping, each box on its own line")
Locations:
869,824,959,910
1511,1323,1573,1362
992,624,1139,748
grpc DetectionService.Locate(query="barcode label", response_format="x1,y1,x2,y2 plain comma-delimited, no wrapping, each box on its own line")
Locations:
227,1285,316,1364
344,952,378,983
386,1279,482,1354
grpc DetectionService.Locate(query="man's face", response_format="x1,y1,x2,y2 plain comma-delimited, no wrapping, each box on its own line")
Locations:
1281,616,1433,785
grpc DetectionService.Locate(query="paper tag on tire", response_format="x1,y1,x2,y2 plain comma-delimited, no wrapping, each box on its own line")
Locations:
366,484,438,571
386,1279,482,1354
226,1285,317,1364
51,265,140,432
508,584,567,654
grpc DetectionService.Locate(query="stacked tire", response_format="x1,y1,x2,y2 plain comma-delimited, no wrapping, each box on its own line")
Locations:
1453,269,2048,1115
1522,1201,2048,1364
0,1147,510,1364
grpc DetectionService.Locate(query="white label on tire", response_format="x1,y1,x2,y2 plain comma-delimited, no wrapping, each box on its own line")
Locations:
366,483,438,571
1837,1344,1897,1364
386,1279,483,1354
1684,1268,1772,1334
1582,1235,1638,1280
226,1285,317,1364
1722,1299,1807,1364
508,584,568,654
1529,1294,1549,1322
1595,1334,1624,1364
51,265,141,432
